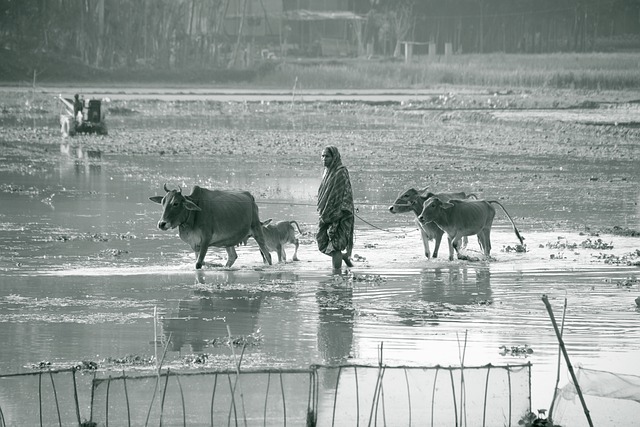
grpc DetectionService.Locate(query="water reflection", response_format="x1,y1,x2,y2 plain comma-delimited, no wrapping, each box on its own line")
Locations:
163,288,264,353
60,142,102,177
163,270,298,353
419,265,492,305
316,276,354,365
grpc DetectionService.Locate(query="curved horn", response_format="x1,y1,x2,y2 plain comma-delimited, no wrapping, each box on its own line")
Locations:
178,185,182,194
163,183,170,193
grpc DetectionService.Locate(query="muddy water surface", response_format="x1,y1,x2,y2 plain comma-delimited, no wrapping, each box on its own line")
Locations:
1,93,639,425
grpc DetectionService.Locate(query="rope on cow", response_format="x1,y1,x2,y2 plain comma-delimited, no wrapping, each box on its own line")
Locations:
258,200,413,235
258,200,389,208
353,212,399,234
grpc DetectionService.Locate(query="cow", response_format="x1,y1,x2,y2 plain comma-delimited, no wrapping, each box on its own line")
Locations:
389,188,476,259
417,196,524,261
149,184,272,269
259,219,302,263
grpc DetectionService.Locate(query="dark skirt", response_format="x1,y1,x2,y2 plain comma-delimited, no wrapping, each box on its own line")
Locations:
316,213,354,255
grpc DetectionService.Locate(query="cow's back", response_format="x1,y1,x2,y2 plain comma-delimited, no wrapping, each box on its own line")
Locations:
187,186,258,247
419,192,469,239
447,199,495,232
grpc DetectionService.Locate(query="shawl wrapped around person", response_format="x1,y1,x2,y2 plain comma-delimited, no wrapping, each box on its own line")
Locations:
316,146,354,256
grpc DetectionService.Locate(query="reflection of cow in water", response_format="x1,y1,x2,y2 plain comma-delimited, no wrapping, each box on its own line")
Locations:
396,266,492,327
163,288,266,352
163,271,296,352
420,265,491,305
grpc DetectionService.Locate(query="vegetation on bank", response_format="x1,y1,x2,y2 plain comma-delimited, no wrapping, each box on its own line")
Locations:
2,49,640,91
258,53,640,90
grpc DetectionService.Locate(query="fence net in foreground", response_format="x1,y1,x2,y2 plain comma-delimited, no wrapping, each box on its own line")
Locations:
0,363,531,426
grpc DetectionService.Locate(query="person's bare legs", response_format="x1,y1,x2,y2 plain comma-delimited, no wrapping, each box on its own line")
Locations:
331,251,343,271
342,253,353,267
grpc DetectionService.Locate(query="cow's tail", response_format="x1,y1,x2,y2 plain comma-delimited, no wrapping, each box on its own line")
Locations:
488,201,525,245
289,220,303,234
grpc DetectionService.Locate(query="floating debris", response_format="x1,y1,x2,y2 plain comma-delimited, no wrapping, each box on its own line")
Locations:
593,249,640,266
503,244,527,253
544,237,613,250
209,330,264,348
614,277,639,288
106,354,155,366
603,225,640,237
499,344,534,357
98,248,129,257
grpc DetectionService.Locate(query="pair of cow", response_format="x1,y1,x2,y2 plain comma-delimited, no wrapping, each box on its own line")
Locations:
150,185,523,269
388,188,524,261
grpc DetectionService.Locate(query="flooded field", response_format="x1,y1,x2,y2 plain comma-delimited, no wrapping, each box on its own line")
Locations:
0,88,639,426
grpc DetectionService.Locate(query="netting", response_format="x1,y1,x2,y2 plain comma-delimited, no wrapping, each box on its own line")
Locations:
313,364,531,427
551,367,640,427
0,369,91,427
0,363,531,427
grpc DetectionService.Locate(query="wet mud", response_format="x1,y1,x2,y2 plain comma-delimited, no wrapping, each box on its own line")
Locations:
0,87,639,424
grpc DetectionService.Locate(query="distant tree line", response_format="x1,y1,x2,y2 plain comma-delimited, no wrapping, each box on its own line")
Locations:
367,0,640,55
1,0,639,71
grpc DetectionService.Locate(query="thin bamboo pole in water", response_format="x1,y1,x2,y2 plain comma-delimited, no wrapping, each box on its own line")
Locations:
542,294,593,427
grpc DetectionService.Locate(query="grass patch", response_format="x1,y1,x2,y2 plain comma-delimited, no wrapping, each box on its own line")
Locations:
4,49,640,91
256,53,640,90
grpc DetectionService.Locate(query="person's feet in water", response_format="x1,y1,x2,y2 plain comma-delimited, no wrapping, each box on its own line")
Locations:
342,253,354,267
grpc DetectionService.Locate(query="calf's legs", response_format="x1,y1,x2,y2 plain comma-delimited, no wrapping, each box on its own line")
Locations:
276,244,286,262
291,238,300,261
478,228,492,258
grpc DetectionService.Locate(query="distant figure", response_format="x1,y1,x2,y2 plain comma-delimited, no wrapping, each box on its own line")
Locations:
73,94,83,123
316,146,355,271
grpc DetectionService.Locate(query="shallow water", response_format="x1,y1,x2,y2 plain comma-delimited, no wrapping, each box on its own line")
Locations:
1,99,639,425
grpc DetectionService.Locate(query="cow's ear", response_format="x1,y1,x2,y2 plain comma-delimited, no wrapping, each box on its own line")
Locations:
423,191,435,200
149,196,163,204
262,218,273,226
441,201,454,209
183,199,202,211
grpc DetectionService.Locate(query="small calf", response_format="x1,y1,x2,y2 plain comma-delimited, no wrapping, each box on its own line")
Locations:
260,219,302,263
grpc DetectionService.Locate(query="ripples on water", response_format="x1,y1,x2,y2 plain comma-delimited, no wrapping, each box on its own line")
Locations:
1,117,639,423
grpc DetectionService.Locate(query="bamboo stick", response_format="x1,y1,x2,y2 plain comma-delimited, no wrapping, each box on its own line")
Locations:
72,369,81,427
541,294,593,427
279,372,287,427
123,370,131,427
403,368,412,427
548,297,567,422
48,371,62,427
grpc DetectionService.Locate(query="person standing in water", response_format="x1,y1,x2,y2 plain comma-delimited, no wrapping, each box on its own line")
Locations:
316,146,355,271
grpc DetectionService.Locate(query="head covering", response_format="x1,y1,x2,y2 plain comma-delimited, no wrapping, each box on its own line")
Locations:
321,145,341,177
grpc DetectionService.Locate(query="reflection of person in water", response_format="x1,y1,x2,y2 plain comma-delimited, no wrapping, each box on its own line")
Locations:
316,281,354,364
420,265,492,305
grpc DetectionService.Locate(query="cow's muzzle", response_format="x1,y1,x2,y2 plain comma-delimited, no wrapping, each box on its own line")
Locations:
417,215,429,224
158,220,169,230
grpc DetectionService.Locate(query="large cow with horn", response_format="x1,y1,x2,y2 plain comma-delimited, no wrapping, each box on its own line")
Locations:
150,184,272,269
